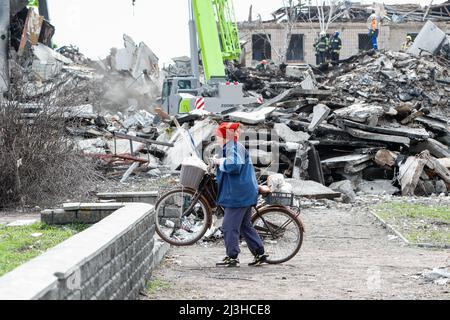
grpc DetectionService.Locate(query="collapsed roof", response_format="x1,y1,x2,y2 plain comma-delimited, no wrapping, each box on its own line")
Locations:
261,1,450,24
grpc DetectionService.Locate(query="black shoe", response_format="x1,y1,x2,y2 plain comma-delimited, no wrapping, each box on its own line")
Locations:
248,254,269,266
216,256,240,267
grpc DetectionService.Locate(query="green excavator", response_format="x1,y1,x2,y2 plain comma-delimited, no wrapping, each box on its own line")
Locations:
160,0,261,115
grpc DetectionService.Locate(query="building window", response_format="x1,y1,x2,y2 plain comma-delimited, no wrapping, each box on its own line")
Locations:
252,34,272,61
358,34,372,51
286,34,304,61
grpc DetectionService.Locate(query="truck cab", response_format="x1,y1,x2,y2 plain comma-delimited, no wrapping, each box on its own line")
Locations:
161,77,200,115
160,76,260,116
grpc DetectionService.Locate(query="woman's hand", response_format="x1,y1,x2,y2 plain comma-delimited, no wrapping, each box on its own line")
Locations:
259,185,272,195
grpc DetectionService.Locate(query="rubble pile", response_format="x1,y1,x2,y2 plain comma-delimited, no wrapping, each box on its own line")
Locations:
191,24,450,200
245,48,450,199
2,5,450,199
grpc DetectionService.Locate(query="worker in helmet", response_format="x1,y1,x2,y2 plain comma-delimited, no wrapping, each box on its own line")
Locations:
401,35,413,52
367,10,379,50
315,31,329,67
330,31,342,65
256,59,269,72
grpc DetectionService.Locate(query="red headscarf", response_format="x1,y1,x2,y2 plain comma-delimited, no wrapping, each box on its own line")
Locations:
216,122,241,141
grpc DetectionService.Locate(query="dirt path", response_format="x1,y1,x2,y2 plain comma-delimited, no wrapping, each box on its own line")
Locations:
0,212,40,225
144,208,450,300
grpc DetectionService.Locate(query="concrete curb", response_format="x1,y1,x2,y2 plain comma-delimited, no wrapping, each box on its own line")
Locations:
369,210,450,250
151,238,170,270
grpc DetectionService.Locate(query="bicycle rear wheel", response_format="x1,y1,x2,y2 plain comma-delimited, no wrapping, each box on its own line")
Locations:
252,206,304,264
155,187,212,246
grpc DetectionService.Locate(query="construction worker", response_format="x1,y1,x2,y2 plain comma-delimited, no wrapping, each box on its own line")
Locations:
367,10,379,50
315,31,329,67
256,59,269,72
401,35,413,51
330,31,342,65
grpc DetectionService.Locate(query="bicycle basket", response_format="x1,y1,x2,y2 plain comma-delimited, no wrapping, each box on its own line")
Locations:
264,192,294,206
179,157,207,190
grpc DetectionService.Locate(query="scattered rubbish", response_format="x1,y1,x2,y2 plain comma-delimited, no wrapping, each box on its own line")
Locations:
421,268,450,285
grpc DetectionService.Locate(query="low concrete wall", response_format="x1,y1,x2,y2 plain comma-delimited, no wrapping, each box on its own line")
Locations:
41,202,128,225
97,191,159,205
0,203,158,300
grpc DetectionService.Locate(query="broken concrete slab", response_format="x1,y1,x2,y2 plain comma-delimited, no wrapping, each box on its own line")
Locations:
339,119,430,140
228,107,276,124
346,128,410,146
437,158,450,169
308,104,330,132
329,180,356,203
274,123,310,143
33,42,73,65
357,180,400,195
322,154,373,169
333,103,385,124
411,139,450,158
285,179,340,199
421,151,450,184
407,21,447,57
415,116,450,135
77,138,107,155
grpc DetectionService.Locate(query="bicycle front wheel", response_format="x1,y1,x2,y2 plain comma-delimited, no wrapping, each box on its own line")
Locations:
155,187,212,246
252,206,304,264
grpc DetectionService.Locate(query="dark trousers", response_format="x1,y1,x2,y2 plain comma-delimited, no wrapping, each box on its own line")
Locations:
222,207,264,259
331,52,340,64
369,29,379,50
318,51,327,65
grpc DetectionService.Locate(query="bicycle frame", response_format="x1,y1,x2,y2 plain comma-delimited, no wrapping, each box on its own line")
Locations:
179,170,302,240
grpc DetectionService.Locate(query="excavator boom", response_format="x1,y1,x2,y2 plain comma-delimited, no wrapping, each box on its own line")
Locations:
192,0,226,81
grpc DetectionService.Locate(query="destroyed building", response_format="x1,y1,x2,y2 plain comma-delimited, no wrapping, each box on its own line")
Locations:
238,1,450,66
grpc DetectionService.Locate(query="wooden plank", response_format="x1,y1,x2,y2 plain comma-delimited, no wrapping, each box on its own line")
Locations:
398,156,426,196
339,119,430,140
422,151,450,184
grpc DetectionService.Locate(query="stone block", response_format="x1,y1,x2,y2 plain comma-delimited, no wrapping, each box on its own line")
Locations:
77,210,102,224
52,210,76,225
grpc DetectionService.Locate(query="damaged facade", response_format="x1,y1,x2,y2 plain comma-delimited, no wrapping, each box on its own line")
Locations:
239,1,450,66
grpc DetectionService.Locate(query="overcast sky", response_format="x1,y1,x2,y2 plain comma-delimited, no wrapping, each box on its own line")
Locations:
46,0,445,65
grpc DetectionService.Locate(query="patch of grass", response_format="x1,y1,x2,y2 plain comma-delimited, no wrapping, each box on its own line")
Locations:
146,278,171,295
0,223,88,277
374,201,450,245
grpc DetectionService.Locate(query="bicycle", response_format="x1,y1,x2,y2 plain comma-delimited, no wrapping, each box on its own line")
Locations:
154,162,305,264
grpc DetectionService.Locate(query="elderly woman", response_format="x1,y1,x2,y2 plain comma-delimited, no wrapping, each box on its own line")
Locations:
213,122,268,267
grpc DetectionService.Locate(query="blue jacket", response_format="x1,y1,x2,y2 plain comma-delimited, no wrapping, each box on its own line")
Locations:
216,141,259,208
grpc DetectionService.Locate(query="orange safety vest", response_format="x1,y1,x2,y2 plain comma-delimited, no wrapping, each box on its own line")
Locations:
371,19,377,31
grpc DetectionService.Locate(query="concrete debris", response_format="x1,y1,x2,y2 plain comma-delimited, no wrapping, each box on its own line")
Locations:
286,179,341,200
421,268,450,285
273,123,310,143
329,180,356,203
267,174,293,193
1,4,450,197
357,180,400,196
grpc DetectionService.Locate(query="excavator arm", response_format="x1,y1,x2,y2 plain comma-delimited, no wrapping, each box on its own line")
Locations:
192,0,226,81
